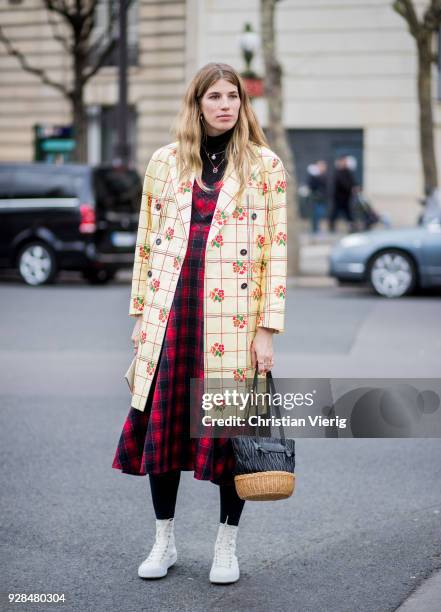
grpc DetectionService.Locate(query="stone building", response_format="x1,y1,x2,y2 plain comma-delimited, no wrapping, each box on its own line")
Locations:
1,0,440,225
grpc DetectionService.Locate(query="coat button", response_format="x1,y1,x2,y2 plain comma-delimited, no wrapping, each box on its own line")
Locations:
155,203,161,210
251,212,257,220
240,248,247,256
156,238,161,245
147,270,152,277
241,282,247,289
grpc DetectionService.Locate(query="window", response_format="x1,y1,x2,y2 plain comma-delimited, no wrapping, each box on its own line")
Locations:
102,105,137,164
0,168,13,198
10,167,86,199
88,0,139,68
93,166,142,213
288,128,364,187
87,105,138,165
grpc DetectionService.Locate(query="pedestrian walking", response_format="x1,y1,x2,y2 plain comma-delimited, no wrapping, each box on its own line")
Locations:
307,160,328,234
329,155,358,232
112,62,287,584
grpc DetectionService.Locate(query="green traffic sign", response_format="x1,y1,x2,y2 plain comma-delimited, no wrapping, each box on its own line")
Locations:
41,139,75,153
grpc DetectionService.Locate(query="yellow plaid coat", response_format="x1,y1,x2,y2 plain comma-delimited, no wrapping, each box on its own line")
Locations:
128,141,287,412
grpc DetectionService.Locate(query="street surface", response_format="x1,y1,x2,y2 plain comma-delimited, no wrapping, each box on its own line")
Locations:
1,273,440,612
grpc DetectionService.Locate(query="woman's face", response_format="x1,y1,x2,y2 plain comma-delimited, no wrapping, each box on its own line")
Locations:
199,78,241,137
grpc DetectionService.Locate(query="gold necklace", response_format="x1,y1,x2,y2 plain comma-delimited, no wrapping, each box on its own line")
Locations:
205,147,226,161
203,148,226,174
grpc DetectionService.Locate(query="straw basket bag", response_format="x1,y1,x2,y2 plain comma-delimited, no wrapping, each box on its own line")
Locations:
231,366,296,501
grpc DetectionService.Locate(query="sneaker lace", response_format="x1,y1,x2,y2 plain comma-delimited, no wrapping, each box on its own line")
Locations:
146,529,172,563
214,536,235,568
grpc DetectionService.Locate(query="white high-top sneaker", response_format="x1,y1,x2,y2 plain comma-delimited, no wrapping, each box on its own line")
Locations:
209,519,240,584
138,518,177,579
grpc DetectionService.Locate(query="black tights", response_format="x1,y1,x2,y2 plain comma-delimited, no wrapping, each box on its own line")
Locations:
148,470,245,526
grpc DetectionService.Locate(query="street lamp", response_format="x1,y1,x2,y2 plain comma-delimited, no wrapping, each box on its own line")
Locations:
239,23,263,98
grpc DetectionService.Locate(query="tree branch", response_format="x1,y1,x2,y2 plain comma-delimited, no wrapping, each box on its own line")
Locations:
44,0,75,25
423,0,441,31
393,0,421,38
84,0,136,80
85,0,118,54
0,25,69,96
1,0,138,97
45,9,73,54
80,0,101,42
83,0,101,21
82,36,118,83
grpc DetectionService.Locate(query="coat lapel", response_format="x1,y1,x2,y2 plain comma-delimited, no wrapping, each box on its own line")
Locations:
169,149,242,245
168,152,195,240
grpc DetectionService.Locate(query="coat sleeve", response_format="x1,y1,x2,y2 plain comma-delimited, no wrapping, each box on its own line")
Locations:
256,156,288,334
128,155,157,317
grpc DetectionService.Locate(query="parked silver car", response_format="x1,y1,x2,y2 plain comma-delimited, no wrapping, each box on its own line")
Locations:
329,195,441,298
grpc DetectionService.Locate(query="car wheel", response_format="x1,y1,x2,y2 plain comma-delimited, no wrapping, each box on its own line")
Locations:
82,268,116,285
368,250,417,298
17,241,58,286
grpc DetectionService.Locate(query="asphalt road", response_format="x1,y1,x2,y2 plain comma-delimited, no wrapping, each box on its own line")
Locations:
1,275,440,612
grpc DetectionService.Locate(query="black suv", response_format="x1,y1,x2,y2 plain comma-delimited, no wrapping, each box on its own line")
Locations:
0,162,142,285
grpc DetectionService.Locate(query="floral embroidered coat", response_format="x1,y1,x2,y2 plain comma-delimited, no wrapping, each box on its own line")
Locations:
128,141,287,412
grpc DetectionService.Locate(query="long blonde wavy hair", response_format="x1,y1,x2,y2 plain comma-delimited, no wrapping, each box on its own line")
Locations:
171,63,269,202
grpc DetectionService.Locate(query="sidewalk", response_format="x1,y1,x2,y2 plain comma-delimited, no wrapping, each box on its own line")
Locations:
297,230,341,283
395,569,441,612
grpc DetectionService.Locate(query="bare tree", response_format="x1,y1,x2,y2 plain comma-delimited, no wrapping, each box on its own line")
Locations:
393,0,441,194
261,0,300,277
0,0,133,162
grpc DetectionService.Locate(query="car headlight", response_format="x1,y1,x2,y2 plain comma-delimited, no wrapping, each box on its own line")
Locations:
339,234,370,248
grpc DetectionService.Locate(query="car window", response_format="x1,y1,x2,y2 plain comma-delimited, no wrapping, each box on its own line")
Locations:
93,166,142,212
0,167,13,198
11,166,85,199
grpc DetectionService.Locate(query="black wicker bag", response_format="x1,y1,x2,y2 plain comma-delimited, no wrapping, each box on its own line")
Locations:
231,366,296,501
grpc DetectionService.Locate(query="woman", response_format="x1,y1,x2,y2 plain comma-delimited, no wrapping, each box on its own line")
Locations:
112,63,287,584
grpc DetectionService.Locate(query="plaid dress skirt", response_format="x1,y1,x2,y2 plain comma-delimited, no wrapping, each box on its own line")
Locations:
112,179,237,485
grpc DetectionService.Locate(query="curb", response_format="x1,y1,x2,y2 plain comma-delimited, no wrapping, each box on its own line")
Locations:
287,276,336,288
395,569,441,612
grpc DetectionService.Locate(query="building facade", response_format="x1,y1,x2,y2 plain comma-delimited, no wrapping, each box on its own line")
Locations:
1,0,440,225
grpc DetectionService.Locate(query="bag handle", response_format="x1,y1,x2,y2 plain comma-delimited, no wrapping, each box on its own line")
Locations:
243,364,286,446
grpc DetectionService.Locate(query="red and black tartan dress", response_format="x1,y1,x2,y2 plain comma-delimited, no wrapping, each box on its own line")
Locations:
112,131,237,485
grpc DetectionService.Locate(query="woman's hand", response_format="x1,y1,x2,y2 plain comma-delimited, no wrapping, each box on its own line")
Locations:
131,315,143,354
250,327,275,374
